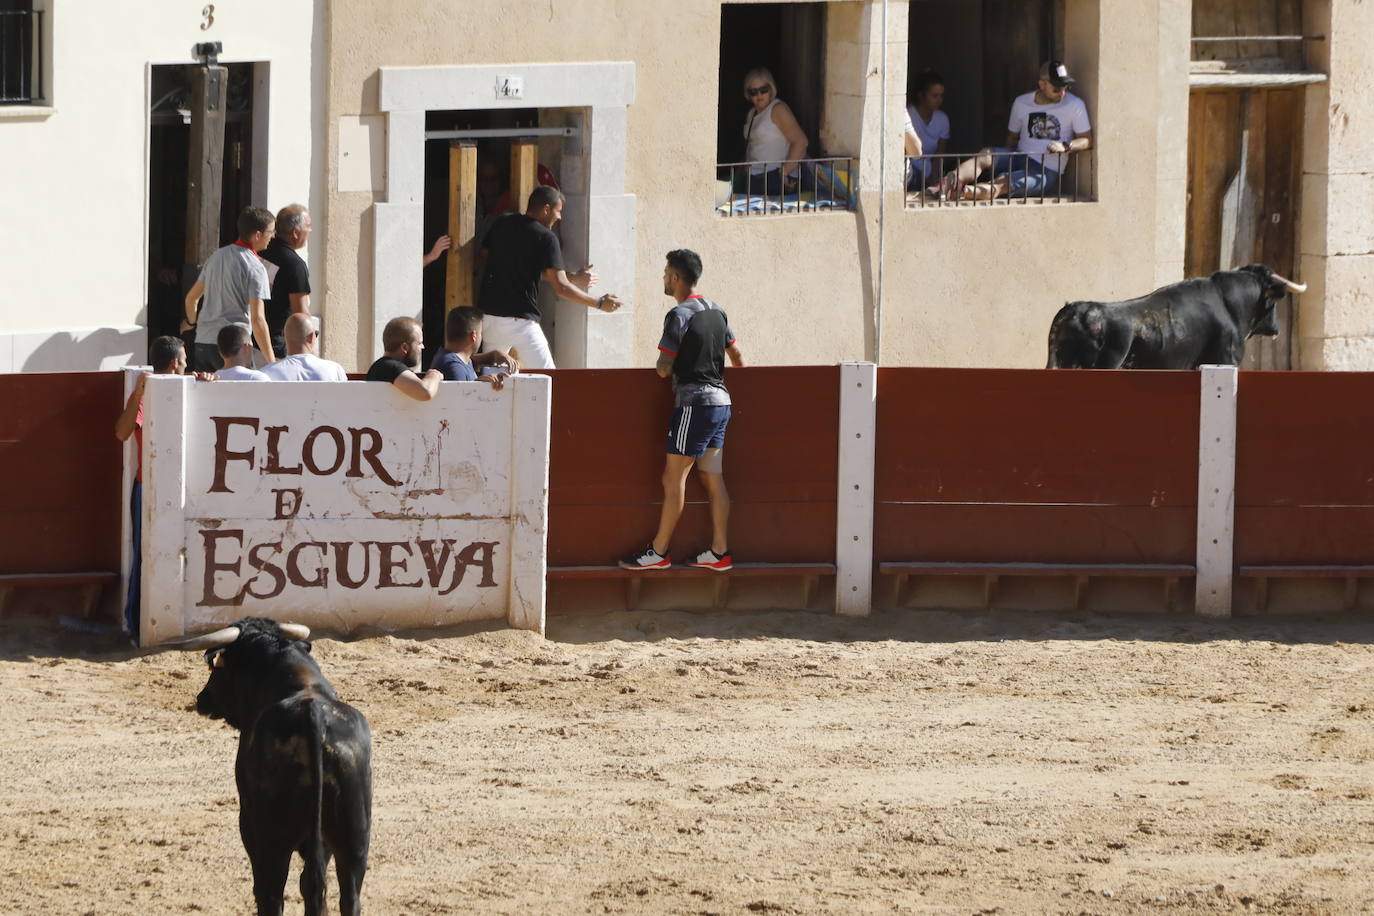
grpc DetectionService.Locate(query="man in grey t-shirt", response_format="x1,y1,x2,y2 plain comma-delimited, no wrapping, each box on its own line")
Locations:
184,206,276,371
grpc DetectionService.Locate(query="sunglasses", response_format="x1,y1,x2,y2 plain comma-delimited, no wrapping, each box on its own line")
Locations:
745,85,772,97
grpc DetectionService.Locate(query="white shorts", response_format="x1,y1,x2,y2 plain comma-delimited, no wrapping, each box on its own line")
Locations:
480,315,555,369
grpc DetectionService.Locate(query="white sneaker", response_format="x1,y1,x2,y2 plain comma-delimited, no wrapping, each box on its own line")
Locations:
619,545,671,570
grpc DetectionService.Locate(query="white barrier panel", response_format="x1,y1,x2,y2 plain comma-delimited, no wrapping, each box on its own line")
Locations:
138,375,551,645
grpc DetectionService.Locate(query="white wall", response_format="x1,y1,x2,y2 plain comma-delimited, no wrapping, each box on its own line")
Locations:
135,375,551,644
0,0,322,372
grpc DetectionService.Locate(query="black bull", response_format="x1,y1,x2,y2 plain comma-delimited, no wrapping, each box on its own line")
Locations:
178,617,372,916
1046,265,1307,369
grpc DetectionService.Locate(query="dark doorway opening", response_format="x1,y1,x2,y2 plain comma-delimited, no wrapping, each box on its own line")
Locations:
716,2,825,167
907,0,1063,153
421,107,588,366
422,108,535,365
145,62,257,356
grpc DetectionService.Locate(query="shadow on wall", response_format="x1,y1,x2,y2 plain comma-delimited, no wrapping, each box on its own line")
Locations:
14,327,146,373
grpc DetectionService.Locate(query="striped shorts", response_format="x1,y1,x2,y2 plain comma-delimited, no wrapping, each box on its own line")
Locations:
666,405,731,458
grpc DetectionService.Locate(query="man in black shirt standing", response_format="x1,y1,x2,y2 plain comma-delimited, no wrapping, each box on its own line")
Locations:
366,316,442,401
621,250,745,571
261,204,313,360
478,185,623,368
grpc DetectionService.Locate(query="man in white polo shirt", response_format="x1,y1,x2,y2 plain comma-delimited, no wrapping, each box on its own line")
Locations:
261,313,349,381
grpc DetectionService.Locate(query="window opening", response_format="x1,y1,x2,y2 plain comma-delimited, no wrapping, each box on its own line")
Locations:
905,0,1093,208
716,2,854,217
0,0,42,104
1190,0,1306,73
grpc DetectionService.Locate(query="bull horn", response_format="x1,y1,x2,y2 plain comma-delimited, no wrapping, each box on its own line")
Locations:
170,625,241,651
278,623,311,641
1273,272,1307,294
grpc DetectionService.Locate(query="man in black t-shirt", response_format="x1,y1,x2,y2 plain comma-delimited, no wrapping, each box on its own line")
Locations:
621,249,745,572
366,316,442,401
477,185,624,369
261,204,313,359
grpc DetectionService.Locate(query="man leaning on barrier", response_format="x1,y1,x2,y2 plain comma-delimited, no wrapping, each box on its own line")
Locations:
366,316,442,401
114,336,214,642
931,60,1092,202
431,306,515,389
261,313,349,381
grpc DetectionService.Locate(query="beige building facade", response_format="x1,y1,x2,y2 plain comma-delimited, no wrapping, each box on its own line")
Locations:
2,1,1364,373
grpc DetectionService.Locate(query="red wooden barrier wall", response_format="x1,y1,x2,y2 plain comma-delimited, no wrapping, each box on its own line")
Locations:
0,372,123,575
1235,372,1374,565
543,367,839,567
12,366,1374,620
874,368,1200,564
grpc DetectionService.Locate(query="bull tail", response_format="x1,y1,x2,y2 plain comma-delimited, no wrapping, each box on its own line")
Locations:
303,698,328,910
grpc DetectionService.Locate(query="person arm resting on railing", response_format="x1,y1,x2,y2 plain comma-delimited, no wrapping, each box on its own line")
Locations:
1046,130,1092,155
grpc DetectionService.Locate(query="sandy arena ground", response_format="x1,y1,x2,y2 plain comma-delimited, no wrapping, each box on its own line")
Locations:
2,607,1373,915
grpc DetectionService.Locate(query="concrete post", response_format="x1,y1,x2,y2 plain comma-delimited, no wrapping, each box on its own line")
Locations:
140,374,191,645
1195,365,1238,617
836,362,877,616
119,366,149,639
508,374,552,635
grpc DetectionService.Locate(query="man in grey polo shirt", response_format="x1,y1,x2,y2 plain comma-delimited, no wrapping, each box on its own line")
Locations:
183,206,276,371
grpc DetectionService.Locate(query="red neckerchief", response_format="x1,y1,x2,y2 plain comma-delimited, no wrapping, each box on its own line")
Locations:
234,239,262,259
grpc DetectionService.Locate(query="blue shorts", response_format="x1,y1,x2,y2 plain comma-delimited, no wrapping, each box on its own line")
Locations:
989,148,1062,197
666,405,731,458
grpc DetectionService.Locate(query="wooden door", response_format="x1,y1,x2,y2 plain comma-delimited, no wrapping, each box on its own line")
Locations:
980,0,1062,145
1185,87,1302,369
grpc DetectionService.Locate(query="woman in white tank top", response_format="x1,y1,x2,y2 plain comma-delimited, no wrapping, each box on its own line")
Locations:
735,67,809,197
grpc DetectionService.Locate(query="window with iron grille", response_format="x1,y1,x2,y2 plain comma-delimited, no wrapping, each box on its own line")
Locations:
715,2,857,217
0,0,44,105
905,0,1096,208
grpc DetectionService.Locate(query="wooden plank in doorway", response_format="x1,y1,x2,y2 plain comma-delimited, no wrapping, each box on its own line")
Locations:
509,139,538,217
1185,90,1242,279
445,142,478,315
185,65,228,268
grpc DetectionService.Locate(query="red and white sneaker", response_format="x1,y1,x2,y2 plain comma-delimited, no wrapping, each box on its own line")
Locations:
688,549,732,572
619,545,671,570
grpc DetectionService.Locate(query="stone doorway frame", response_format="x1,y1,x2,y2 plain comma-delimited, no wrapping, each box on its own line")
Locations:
375,62,636,367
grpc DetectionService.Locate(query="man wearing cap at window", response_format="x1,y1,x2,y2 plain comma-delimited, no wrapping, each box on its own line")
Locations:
933,59,1092,201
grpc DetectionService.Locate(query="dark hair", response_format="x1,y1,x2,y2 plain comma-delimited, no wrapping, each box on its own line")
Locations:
526,185,564,211
216,323,251,357
149,335,185,373
665,249,703,286
236,206,275,241
911,69,945,99
382,315,421,352
444,306,484,343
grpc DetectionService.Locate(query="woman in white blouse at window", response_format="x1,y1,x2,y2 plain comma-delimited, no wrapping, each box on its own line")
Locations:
735,67,810,197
